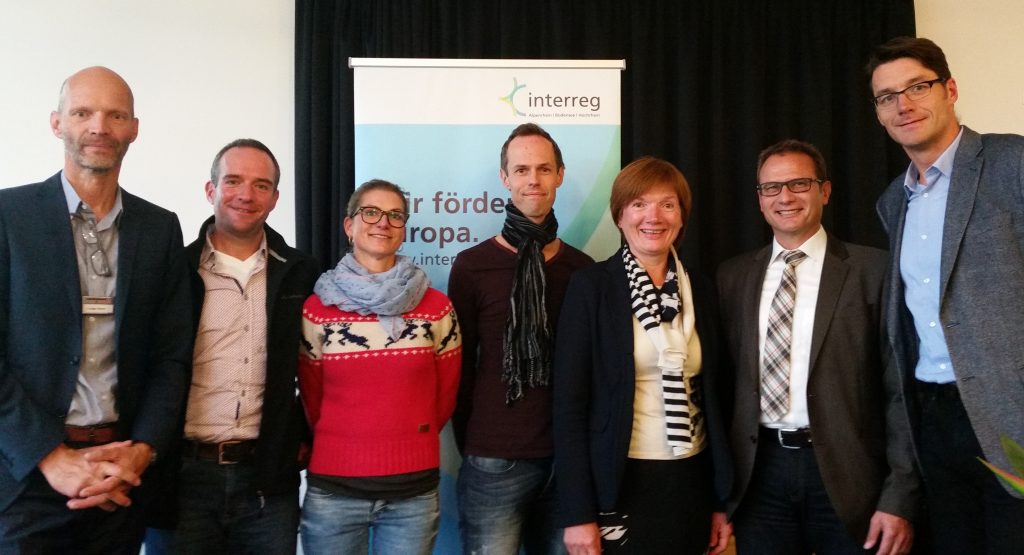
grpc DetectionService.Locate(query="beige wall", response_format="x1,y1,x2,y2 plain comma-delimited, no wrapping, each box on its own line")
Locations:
0,0,296,243
916,0,1024,134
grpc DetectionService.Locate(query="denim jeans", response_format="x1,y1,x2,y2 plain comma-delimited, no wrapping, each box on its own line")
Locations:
300,484,439,555
456,456,567,555
915,380,1024,554
144,458,299,555
733,435,867,555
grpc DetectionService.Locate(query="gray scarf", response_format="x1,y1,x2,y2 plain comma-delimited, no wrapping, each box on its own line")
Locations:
501,203,558,404
314,253,430,340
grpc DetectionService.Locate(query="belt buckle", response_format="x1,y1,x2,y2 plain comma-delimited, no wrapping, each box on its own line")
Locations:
218,440,242,465
777,427,805,449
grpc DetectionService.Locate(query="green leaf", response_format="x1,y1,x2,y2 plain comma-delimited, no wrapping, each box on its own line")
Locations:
979,457,1024,496
1001,435,1024,478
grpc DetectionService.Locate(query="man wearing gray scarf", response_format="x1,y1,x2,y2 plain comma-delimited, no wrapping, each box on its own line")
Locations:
449,123,593,555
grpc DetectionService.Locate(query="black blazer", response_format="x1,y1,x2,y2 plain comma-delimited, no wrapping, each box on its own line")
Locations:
0,173,193,511
553,249,732,527
716,234,920,541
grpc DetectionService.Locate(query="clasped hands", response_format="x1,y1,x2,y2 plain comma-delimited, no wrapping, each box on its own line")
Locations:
37,440,153,512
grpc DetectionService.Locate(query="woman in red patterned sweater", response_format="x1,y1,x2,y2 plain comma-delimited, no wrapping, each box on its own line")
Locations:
298,180,461,555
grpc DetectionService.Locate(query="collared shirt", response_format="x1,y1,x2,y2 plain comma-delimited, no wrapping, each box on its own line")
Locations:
184,230,269,442
62,172,122,426
758,225,827,428
901,127,964,383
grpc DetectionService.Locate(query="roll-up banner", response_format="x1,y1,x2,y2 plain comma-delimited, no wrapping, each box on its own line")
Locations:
351,58,625,293
350,58,624,554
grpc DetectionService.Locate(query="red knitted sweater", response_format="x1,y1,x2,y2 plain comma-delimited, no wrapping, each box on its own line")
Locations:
298,288,461,477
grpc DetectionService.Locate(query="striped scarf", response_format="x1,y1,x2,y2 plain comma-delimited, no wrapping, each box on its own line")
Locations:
501,203,558,404
622,246,693,454
622,248,680,329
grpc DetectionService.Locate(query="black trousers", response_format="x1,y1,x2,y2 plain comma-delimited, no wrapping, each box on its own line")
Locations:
598,451,713,555
915,380,1024,555
732,431,867,555
0,468,143,554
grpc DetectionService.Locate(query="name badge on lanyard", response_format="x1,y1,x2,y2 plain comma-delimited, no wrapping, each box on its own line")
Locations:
82,296,114,315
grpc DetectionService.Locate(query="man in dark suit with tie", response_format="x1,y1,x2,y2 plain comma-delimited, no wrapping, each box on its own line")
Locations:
717,140,918,554
869,36,1024,554
0,66,192,553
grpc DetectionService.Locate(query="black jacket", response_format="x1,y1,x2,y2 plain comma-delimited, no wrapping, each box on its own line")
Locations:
553,249,732,527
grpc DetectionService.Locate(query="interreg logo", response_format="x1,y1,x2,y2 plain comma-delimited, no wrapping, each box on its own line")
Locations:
500,78,527,116
499,77,603,119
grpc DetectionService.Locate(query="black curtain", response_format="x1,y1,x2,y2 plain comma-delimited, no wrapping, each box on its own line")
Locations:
296,0,915,273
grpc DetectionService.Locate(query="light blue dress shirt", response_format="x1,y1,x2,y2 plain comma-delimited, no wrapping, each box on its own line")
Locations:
900,128,963,383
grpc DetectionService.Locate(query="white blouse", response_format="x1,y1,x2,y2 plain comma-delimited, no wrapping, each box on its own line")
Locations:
627,265,706,460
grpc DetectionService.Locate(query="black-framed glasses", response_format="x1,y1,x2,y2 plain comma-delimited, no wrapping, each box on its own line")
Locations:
756,178,824,197
354,206,409,228
79,218,112,276
872,78,947,109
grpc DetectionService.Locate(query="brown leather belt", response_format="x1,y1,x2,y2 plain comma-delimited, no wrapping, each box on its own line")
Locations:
65,423,119,445
183,439,257,465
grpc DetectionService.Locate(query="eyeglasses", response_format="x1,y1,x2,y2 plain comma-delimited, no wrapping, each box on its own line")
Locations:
79,217,112,276
354,206,409,228
756,178,824,197
872,78,947,109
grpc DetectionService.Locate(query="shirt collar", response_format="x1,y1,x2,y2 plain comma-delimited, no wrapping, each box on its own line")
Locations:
771,225,827,263
61,171,124,226
200,226,268,269
903,126,964,197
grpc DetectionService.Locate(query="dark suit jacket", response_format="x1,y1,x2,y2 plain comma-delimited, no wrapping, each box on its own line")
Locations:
145,216,319,527
716,234,919,542
0,173,193,511
877,127,1024,498
553,249,732,528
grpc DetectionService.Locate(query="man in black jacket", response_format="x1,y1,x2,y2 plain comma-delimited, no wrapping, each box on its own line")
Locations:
144,139,319,554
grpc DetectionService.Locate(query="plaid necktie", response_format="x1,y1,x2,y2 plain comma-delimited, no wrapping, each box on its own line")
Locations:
761,249,807,421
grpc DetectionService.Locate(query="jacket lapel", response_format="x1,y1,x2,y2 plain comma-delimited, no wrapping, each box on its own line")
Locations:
881,180,910,345
265,247,289,318
115,192,140,337
39,176,84,323
741,246,772,387
808,236,849,374
940,128,983,303
606,250,636,364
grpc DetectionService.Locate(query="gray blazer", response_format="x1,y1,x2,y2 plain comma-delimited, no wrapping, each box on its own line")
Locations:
877,126,1024,498
717,234,920,541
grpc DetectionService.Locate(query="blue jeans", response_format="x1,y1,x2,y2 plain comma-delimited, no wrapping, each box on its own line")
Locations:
300,484,439,555
733,433,867,555
144,458,299,555
456,456,567,555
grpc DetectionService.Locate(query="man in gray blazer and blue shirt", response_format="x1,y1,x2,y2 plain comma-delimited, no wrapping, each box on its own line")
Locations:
870,36,1024,553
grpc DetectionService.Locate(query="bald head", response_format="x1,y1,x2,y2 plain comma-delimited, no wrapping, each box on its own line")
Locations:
57,66,135,116
51,66,139,176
